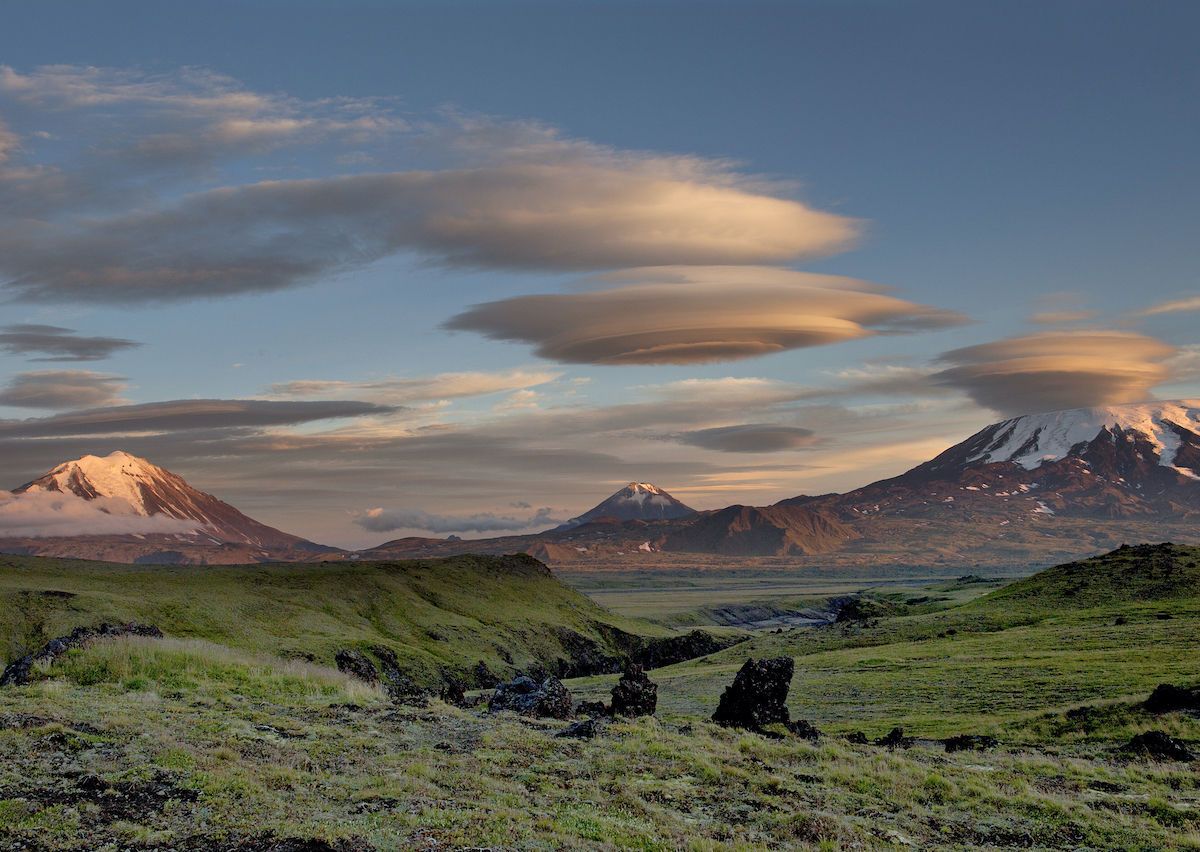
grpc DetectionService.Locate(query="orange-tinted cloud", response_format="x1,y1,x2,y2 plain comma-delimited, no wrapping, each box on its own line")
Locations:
448,267,967,365
935,330,1175,415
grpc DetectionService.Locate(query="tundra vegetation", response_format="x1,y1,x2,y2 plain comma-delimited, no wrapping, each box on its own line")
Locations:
0,544,1198,850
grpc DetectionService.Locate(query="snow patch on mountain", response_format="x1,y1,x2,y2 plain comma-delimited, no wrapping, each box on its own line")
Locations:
967,400,1200,475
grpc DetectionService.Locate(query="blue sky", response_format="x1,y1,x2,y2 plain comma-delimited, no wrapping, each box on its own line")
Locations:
0,1,1196,546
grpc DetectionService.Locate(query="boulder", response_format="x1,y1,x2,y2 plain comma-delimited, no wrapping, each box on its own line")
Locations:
843,731,869,745
875,726,913,749
610,663,657,717
944,734,998,753
711,657,794,729
334,649,378,684
576,700,609,717
556,717,605,739
787,719,822,741
489,674,573,719
1122,730,1195,761
1145,683,1200,714
439,678,471,708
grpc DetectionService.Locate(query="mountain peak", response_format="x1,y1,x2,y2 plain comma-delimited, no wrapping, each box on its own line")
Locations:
918,399,1200,479
553,481,695,531
14,451,318,551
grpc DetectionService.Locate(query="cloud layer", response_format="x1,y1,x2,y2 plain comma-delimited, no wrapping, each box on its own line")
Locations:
935,330,1175,415
354,505,563,534
0,325,141,361
448,267,967,365
0,66,858,305
0,398,393,438
0,490,199,538
676,423,819,453
0,371,127,410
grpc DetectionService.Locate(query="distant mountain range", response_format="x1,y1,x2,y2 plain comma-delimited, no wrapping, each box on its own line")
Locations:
2,400,1199,567
366,400,1200,567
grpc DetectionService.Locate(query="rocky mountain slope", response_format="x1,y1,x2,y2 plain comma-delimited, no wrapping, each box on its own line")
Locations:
2,451,335,564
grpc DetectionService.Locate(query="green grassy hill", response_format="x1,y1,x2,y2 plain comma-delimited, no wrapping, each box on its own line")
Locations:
974,542,1200,611
0,553,684,687
572,543,1200,736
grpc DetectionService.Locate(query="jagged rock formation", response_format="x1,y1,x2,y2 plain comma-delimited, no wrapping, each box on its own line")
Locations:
711,657,794,729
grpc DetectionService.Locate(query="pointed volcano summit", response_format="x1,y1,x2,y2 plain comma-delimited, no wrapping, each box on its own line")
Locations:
554,482,696,531
10,450,330,560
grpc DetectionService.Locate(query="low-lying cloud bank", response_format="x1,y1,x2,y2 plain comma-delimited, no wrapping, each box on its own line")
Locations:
0,490,199,538
354,505,563,535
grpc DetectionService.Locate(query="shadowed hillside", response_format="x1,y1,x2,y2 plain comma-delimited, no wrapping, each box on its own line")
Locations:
975,542,1200,610
0,553,730,688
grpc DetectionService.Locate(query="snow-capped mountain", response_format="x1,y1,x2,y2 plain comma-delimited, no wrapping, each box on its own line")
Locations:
4,451,333,563
914,401,1200,481
553,482,696,531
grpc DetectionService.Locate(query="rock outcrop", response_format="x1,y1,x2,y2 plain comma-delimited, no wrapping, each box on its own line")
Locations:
1,623,163,687
711,657,794,729
1122,730,1195,761
1144,683,1200,714
609,663,657,717
488,675,573,719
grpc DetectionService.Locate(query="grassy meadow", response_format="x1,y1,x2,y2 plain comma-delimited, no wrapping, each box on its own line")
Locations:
0,544,1197,849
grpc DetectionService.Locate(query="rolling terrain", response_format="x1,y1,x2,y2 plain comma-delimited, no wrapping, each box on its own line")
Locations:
0,544,1196,849
0,553,726,688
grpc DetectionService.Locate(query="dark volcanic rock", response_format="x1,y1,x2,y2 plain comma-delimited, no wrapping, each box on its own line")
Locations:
1,622,162,687
876,727,914,749
632,629,745,669
489,674,573,719
843,731,869,745
334,649,378,683
439,678,471,708
1145,683,1200,714
473,660,499,688
944,734,998,753
576,700,609,717
370,645,428,706
787,719,822,741
610,663,657,717
1122,730,1195,761
711,657,794,729
556,717,606,739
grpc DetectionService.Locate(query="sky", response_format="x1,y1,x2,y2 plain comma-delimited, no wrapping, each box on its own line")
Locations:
0,0,1197,548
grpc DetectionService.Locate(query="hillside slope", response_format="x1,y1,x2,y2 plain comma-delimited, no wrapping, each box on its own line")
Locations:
0,553,720,687
974,542,1200,611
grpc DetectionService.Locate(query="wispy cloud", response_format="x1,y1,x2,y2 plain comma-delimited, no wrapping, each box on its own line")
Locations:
0,66,858,305
0,370,127,410
1136,295,1200,317
269,368,561,404
354,505,563,534
0,324,141,362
